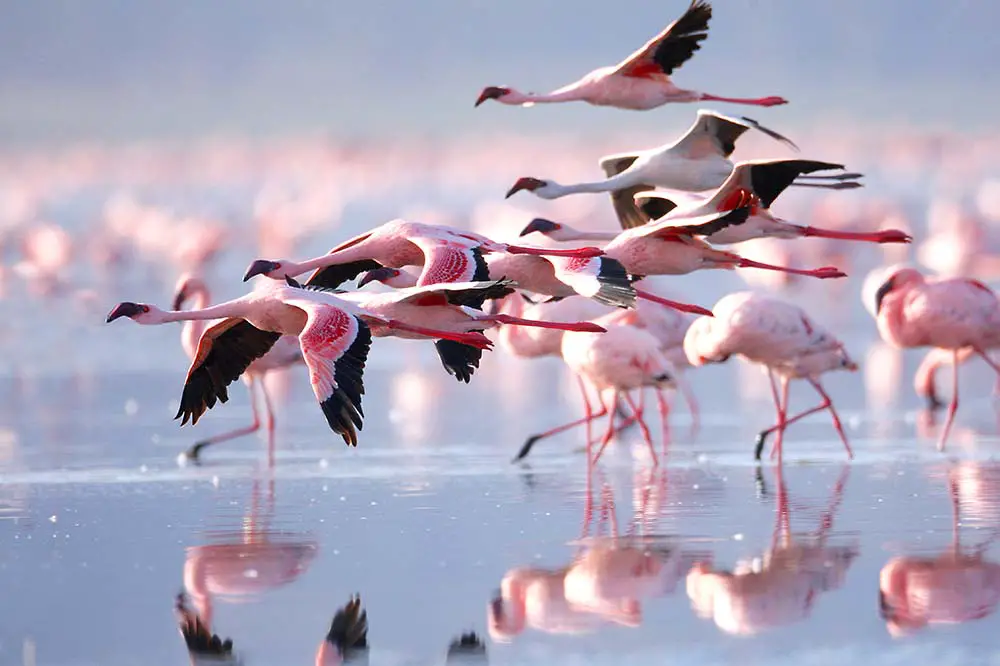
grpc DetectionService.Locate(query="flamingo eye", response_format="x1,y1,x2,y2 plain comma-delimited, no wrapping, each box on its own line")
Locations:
141,305,150,313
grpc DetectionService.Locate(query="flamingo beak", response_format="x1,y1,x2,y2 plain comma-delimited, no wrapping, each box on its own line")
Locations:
243,259,281,282
358,267,400,288
873,278,895,315
106,302,144,323
518,218,560,237
475,86,510,107
506,177,544,199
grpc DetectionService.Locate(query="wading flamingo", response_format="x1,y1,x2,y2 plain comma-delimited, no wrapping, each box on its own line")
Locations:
475,1,786,111
683,291,857,463
172,273,304,462
870,266,1000,450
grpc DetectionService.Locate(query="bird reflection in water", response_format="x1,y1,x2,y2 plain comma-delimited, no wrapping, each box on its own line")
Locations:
175,592,241,665
879,462,1000,636
315,595,369,666
182,476,318,632
490,466,708,641
686,465,857,635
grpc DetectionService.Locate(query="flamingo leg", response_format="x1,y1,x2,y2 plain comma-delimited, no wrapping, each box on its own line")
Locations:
513,402,609,462
259,377,277,467
699,93,788,107
755,370,783,460
732,255,845,280
386,320,494,349
634,288,713,316
937,349,961,451
655,389,672,456
794,225,911,244
624,392,659,467
577,374,595,449
184,377,262,461
592,390,620,464
503,244,603,259
481,313,603,333
769,376,791,465
808,378,854,459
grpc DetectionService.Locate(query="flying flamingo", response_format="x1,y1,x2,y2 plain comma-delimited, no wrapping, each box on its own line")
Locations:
171,273,305,462
502,110,838,228
683,291,857,463
315,595,369,666
240,218,605,291
474,1,787,111
175,593,237,663
515,309,678,466
869,266,1000,450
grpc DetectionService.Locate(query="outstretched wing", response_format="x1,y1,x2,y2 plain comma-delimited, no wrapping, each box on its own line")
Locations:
746,159,846,209
599,153,655,230
546,256,636,308
672,110,799,159
392,279,517,308
291,301,372,446
410,238,491,286
176,318,281,426
612,0,712,78
305,259,384,290
175,594,235,658
326,595,369,652
636,205,753,239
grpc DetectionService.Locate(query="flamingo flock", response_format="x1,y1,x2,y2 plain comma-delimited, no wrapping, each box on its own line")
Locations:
97,0,1000,466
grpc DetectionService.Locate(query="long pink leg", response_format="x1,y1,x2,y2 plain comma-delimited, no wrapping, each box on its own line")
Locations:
504,244,604,259
260,377,277,468
937,349,961,451
592,390,620,464
386,320,494,349
770,376,791,465
795,225,912,244
482,313,604,333
624,392,659,467
635,288,713,316
755,370,784,460
809,378,854,459
578,375,595,448
656,389,671,456
513,401,610,462
700,93,788,107
185,378,262,461
733,256,846,280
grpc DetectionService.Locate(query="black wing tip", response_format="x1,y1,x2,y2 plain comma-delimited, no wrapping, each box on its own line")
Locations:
326,594,369,653
320,318,372,446
306,259,383,290
435,339,483,384
447,631,487,660
471,247,491,282
595,258,637,308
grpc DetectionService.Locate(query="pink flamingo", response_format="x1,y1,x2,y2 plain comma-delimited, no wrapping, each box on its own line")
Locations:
683,291,857,463
315,595,369,666
475,1,787,111
502,110,803,227
516,309,677,466
870,266,1000,450
172,273,305,462
240,218,604,290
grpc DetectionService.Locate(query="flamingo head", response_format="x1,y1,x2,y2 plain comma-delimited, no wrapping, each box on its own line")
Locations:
518,218,562,238
106,302,166,324
475,86,512,107
873,266,924,315
243,259,295,282
172,273,208,310
682,315,729,367
506,177,550,199
357,267,403,288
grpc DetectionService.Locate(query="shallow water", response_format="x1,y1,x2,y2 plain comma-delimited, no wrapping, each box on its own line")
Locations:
3,352,1000,665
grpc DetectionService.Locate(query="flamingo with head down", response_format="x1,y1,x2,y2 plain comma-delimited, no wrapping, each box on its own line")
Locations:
475,1,786,111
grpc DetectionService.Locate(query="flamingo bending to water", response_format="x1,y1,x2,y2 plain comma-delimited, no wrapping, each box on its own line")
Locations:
870,266,1000,450
475,1,786,111
684,291,857,463
172,273,304,462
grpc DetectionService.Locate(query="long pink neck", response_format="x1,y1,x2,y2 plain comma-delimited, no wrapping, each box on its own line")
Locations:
504,84,589,105
179,287,212,358
158,298,249,323
550,225,619,242
290,241,375,276
876,292,918,348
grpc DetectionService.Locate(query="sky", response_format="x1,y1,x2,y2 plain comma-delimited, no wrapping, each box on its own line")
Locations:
0,1,995,144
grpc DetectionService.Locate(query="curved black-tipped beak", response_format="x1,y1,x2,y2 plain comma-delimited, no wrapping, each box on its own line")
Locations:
357,267,399,289
475,86,508,107
243,259,280,282
874,277,894,315
106,302,143,323
518,218,560,237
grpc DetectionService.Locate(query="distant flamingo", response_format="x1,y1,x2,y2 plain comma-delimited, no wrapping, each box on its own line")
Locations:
870,266,1000,450
475,1,787,111
241,218,604,291
315,595,369,666
516,309,677,466
684,292,857,463
172,273,304,462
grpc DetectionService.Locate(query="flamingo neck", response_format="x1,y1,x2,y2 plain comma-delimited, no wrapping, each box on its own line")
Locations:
549,225,619,242
158,299,249,323
292,243,375,277
505,85,589,105
179,287,212,357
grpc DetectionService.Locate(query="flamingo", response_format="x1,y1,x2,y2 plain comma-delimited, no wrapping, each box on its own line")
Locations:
315,595,369,666
683,291,857,463
503,110,819,228
870,266,1000,450
519,217,848,284
240,218,604,291
446,633,487,663
516,309,678,466
171,273,305,462
474,1,787,111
